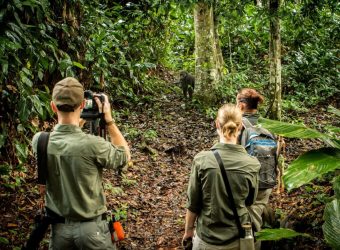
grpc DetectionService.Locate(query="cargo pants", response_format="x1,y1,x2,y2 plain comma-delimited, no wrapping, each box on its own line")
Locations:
48,214,116,250
249,188,272,232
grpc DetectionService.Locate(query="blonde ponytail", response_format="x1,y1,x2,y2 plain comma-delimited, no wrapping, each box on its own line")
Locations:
217,104,242,139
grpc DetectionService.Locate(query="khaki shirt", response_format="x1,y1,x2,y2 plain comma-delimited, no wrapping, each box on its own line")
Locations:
32,124,127,220
187,143,260,245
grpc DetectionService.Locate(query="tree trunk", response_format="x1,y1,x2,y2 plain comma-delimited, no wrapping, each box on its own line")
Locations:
194,2,222,103
268,0,282,120
255,0,263,7
213,14,224,83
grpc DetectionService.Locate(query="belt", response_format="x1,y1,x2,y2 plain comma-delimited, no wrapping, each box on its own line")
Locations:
46,208,107,224
78,213,107,223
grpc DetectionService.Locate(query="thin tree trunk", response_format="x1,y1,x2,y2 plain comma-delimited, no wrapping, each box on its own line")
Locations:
213,14,224,82
268,0,282,120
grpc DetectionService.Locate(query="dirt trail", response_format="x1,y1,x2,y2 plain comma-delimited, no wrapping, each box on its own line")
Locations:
109,90,215,249
0,83,333,249
109,87,333,250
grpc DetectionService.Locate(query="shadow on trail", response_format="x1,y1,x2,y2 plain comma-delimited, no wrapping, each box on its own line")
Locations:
108,88,215,249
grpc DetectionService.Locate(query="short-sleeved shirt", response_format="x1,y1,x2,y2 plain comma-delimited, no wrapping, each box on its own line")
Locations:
186,142,260,245
32,124,127,220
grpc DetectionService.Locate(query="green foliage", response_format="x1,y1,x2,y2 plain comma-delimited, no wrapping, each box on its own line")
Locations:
123,126,141,140
105,182,124,196
256,228,310,241
143,129,158,141
122,174,137,187
0,0,175,179
258,117,327,139
334,175,340,200
0,236,9,244
163,8,195,72
283,148,340,191
281,3,339,107
259,106,340,192
203,107,217,120
259,107,340,246
328,105,340,117
0,163,11,175
114,203,129,221
322,176,340,249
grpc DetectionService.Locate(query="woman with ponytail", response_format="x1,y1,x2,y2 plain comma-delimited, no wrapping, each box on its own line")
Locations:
182,104,260,250
237,88,278,232
236,88,264,126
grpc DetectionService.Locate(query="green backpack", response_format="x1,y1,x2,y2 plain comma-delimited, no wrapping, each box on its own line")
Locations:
240,117,278,190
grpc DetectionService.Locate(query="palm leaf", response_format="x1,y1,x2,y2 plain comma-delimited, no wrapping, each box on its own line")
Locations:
256,228,310,241
322,199,340,249
334,176,340,200
283,148,340,191
258,118,327,139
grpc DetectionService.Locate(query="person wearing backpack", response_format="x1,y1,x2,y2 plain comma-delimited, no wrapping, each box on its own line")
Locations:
31,77,130,249
236,88,278,232
182,104,260,250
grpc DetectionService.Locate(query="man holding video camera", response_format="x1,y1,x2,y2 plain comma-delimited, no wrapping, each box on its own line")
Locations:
32,77,130,249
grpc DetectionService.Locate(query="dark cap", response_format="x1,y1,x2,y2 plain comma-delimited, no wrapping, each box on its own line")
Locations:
52,77,84,109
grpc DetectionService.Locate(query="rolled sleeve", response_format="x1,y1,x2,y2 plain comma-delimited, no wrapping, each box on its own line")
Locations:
186,158,202,214
93,140,128,170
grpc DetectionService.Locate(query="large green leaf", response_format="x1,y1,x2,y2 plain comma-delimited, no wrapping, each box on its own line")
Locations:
30,95,44,118
322,199,340,249
334,176,340,200
258,117,327,139
324,139,340,149
15,141,28,163
256,228,310,241
284,148,340,191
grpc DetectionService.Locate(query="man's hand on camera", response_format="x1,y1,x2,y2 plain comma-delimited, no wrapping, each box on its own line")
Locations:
94,94,113,123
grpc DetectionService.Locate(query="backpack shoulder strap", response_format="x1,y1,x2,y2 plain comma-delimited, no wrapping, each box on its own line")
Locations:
242,117,253,129
37,132,50,185
212,149,244,237
240,118,254,146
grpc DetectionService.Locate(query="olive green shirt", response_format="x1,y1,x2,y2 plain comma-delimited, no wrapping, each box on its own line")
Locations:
187,143,260,245
32,124,127,220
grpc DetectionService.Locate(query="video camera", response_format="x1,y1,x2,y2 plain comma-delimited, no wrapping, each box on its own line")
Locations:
80,90,109,137
80,90,105,120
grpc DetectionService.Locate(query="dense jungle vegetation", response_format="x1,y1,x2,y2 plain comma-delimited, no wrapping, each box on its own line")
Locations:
0,0,339,249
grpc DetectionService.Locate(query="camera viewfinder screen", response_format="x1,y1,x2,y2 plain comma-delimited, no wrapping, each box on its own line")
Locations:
84,99,93,109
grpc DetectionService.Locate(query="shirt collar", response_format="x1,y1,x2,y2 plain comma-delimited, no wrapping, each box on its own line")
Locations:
53,124,82,133
211,142,246,153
